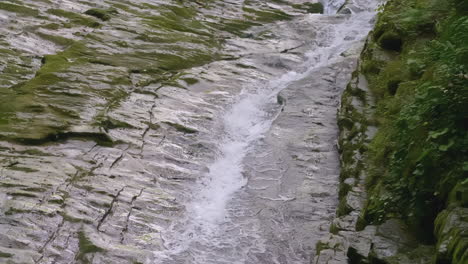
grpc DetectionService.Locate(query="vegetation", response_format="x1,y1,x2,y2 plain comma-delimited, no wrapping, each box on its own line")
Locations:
163,121,198,134
84,8,116,21
0,2,38,16
0,251,13,258
242,6,292,22
47,9,100,27
352,0,467,262
77,231,104,263
292,2,324,14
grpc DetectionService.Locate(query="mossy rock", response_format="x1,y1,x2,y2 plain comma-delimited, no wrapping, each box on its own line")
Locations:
0,2,39,17
97,117,135,131
77,231,105,263
242,7,292,23
0,251,13,258
47,9,101,27
337,196,353,217
84,8,114,21
36,32,75,47
361,59,385,75
338,117,354,130
181,77,199,85
292,2,324,14
163,122,197,134
434,208,468,264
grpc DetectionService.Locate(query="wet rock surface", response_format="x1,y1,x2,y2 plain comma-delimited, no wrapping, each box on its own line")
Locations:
314,35,436,264
1,0,384,263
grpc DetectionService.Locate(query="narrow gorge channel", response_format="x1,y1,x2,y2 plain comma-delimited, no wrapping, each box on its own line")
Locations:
0,0,382,263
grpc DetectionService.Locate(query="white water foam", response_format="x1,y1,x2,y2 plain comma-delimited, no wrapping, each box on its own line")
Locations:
190,71,301,227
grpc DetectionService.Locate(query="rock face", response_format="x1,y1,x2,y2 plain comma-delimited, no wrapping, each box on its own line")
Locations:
315,0,468,263
434,207,468,264
0,0,385,263
314,41,435,264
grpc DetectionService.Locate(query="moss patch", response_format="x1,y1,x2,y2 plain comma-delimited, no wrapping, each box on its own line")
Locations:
47,9,100,27
0,252,13,258
242,6,292,23
292,2,324,14
84,8,115,21
0,2,39,16
8,166,39,173
4,207,29,215
36,32,75,47
181,77,199,85
77,231,104,263
163,122,197,134
0,42,96,142
356,0,467,248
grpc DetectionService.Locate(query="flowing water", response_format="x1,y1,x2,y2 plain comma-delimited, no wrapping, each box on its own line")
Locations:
152,1,381,263
0,0,381,263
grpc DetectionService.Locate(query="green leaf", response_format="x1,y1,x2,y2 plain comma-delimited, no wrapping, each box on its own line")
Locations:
463,162,468,172
438,139,454,151
428,128,449,139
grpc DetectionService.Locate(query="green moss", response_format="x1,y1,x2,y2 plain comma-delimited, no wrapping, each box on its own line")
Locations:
336,196,352,217
2,64,33,76
361,59,384,75
0,182,27,188
135,51,219,72
0,48,16,56
77,231,104,263
315,241,331,255
36,32,75,47
434,209,468,264
142,3,196,19
7,191,38,198
213,19,261,36
334,5,467,261
143,15,209,37
0,41,98,142
114,41,128,48
356,0,468,248
49,198,64,204
0,3,39,16
329,222,340,234
235,63,257,69
109,3,131,12
163,122,197,134
181,77,199,85
47,9,100,27
96,117,135,131
23,187,46,192
242,6,292,23
0,252,13,258
8,166,39,173
84,8,114,21
41,23,61,30
38,42,89,75
144,122,161,131
4,207,29,215
338,179,352,198
292,2,324,14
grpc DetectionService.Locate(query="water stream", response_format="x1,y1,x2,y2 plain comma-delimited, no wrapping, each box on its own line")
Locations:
154,1,381,263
